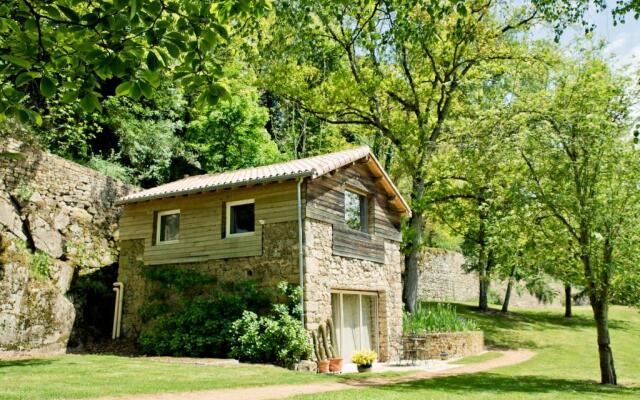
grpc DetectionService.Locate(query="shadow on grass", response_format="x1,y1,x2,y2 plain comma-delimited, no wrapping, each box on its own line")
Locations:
443,303,631,350
376,373,640,396
0,358,54,368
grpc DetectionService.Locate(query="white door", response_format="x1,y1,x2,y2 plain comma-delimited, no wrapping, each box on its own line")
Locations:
331,292,378,360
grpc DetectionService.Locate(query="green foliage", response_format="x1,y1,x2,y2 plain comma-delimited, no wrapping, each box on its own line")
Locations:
15,183,32,202
137,268,308,361
97,87,190,186
138,278,272,358
487,289,503,306
141,265,217,295
403,303,478,334
186,87,287,172
230,283,311,366
0,0,271,121
29,250,51,280
86,156,134,184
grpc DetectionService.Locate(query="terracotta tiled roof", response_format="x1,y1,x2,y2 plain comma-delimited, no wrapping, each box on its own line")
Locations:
116,146,410,215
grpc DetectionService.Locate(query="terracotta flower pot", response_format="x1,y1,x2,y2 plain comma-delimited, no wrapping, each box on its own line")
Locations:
317,359,330,373
357,364,372,373
329,357,343,372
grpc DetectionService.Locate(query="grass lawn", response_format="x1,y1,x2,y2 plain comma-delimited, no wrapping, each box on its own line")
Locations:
295,305,640,399
0,355,335,400
453,351,502,365
2,305,638,400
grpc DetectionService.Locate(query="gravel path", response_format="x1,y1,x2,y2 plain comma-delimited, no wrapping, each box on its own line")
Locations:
93,349,535,400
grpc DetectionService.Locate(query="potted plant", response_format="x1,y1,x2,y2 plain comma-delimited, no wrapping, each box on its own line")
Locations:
317,358,330,373
351,350,377,373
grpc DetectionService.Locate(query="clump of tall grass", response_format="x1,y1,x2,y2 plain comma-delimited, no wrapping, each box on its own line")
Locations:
403,303,478,334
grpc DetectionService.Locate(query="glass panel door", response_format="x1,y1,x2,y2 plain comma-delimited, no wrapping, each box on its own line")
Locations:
331,292,378,360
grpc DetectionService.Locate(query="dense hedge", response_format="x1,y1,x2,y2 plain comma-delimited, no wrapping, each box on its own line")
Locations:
137,266,310,365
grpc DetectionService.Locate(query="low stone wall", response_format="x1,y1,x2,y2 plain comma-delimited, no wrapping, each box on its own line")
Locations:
403,331,484,360
0,138,137,352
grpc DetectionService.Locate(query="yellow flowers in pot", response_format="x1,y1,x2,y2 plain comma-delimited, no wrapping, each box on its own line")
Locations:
351,350,377,372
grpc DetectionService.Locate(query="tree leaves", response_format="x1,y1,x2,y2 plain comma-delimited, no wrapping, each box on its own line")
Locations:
115,81,133,97
39,76,56,98
0,0,266,123
80,92,101,112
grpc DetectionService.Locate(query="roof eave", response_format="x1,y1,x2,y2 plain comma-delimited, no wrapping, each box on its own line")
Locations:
114,171,314,206
364,154,412,217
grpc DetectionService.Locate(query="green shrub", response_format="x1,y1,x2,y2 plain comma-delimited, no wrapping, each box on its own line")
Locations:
29,250,51,280
138,275,271,358
403,303,478,334
230,286,311,367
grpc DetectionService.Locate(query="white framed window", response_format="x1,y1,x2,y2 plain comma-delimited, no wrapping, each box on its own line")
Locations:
225,199,255,238
345,189,368,233
156,209,180,244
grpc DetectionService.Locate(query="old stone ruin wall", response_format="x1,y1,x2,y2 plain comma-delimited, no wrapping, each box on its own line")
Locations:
0,138,137,353
418,248,564,308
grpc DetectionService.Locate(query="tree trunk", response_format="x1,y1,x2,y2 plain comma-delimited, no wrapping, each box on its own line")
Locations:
591,298,617,385
402,179,426,314
477,214,489,312
564,284,572,318
501,264,517,313
478,276,488,312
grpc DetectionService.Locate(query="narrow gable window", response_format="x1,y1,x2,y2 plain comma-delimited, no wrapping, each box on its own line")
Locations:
345,190,368,232
156,209,180,244
226,199,255,237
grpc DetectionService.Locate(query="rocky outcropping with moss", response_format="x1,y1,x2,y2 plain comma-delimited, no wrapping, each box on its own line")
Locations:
0,139,137,353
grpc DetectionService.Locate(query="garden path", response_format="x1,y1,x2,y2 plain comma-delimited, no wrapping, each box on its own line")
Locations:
93,349,535,400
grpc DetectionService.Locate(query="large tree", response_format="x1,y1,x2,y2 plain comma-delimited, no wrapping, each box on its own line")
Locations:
516,52,640,385
259,0,539,312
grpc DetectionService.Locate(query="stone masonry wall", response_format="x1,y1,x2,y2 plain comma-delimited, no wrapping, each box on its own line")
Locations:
418,248,477,302
403,331,484,360
117,221,301,337
418,248,565,308
303,219,403,362
0,139,137,352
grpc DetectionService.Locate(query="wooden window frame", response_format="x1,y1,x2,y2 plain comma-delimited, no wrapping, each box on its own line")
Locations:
225,198,256,238
344,188,369,234
155,209,180,245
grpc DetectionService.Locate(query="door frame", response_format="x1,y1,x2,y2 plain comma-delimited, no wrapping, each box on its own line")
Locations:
331,290,380,359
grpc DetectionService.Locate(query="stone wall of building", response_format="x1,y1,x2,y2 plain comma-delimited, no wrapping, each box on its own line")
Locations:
418,248,477,302
117,221,301,337
303,219,403,362
0,139,137,352
403,331,484,360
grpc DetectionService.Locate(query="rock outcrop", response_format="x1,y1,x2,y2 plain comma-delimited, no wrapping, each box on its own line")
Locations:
0,139,137,353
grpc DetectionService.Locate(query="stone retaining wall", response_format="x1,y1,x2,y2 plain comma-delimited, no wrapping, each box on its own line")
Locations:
0,138,137,352
418,248,566,308
403,331,484,360
418,248,477,302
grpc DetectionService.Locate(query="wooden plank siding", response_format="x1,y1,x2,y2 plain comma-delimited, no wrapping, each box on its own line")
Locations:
305,162,403,263
119,181,299,265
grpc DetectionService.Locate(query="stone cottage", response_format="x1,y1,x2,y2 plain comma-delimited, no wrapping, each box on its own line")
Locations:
116,146,410,361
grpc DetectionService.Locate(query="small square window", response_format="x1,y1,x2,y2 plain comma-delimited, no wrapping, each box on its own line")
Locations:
156,210,180,244
345,190,368,232
226,199,255,237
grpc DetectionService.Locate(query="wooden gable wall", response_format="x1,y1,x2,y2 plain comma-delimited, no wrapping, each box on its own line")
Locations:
305,162,403,263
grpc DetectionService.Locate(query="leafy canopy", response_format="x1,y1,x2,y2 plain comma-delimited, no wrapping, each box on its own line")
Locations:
0,0,270,124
